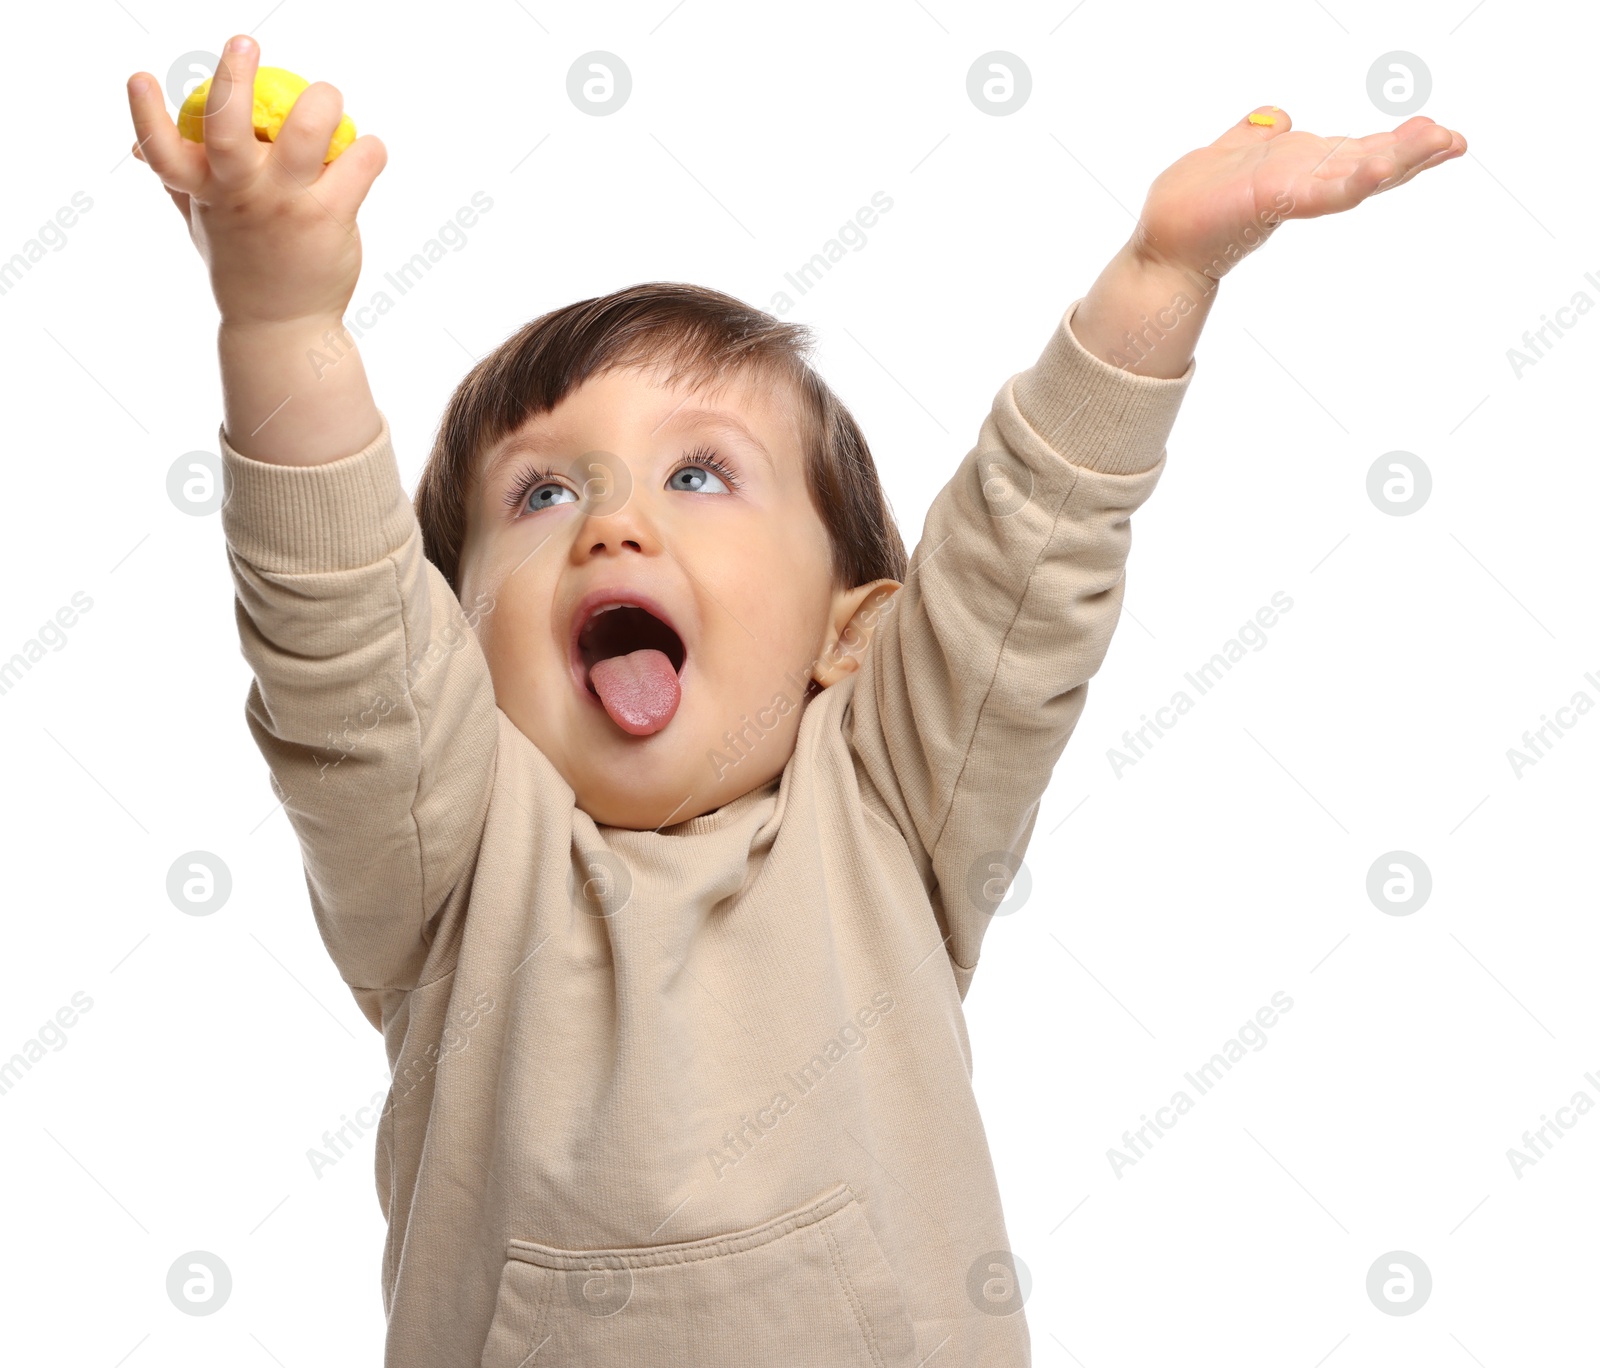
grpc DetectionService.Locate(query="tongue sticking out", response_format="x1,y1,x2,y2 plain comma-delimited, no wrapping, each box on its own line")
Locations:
589,648,681,736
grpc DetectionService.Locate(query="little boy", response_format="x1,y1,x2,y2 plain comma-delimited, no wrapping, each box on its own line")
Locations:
128,36,1463,1366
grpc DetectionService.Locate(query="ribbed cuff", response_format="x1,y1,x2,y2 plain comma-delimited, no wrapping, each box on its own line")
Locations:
1009,296,1194,477
218,412,417,574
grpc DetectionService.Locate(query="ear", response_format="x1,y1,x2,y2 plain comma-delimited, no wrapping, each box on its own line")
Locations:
811,578,902,689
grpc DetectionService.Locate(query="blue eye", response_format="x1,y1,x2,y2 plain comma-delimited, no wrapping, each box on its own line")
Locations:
667,446,741,494
525,481,580,511
503,464,581,517
667,465,730,494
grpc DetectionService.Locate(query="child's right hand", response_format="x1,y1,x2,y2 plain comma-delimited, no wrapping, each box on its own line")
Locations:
125,34,386,328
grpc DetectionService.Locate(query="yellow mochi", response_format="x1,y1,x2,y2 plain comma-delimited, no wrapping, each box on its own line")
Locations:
178,65,356,163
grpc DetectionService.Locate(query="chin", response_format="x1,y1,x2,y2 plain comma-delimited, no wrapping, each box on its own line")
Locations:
562,724,699,829
571,741,784,831
576,780,701,831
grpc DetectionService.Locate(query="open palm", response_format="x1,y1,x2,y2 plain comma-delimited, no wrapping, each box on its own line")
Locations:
1133,108,1466,281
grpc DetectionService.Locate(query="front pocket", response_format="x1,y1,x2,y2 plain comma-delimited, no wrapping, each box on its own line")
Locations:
479,1183,917,1368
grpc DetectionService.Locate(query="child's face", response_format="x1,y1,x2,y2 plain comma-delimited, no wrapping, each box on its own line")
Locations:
456,365,871,829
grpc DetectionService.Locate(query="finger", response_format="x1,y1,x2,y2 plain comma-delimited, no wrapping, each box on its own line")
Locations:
1373,123,1463,192
1391,120,1456,167
1211,105,1292,148
1406,123,1463,168
1379,146,1453,192
1425,128,1468,168
1388,115,1446,144
1345,117,1459,161
126,72,205,191
1355,116,1435,150
1297,154,1394,217
316,134,389,222
271,81,346,184
204,34,264,180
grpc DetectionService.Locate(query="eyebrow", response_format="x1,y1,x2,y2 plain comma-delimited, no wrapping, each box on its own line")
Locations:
481,405,775,490
660,408,776,473
480,428,569,491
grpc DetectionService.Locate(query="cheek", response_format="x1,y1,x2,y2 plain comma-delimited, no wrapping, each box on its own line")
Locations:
692,495,832,600
700,527,833,670
466,555,560,673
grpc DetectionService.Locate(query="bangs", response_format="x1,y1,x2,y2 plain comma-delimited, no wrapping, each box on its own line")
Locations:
414,282,906,597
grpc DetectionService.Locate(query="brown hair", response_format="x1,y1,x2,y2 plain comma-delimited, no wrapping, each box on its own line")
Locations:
414,281,908,596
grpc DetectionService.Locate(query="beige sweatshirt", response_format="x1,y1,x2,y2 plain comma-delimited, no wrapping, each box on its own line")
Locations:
219,296,1191,1367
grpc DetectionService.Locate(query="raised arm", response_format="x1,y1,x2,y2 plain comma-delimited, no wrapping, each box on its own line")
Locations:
845,285,1191,995
847,106,1467,992
127,36,499,1029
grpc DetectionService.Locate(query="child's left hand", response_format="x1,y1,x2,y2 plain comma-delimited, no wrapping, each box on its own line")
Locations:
1132,108,1466,283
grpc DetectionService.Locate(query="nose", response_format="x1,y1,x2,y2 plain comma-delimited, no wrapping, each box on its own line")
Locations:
569,462,657,562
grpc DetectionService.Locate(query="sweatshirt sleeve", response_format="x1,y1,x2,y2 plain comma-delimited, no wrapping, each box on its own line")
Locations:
845,297,1192,997
219,412,499,1029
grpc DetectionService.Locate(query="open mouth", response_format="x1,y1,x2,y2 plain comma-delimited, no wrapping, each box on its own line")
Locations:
574,600,687,737
578,605,687,687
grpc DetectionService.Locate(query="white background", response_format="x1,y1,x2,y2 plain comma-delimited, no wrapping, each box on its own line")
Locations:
1,1,1593,1364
